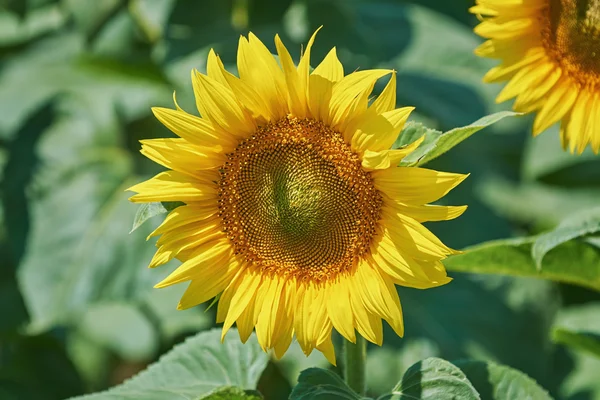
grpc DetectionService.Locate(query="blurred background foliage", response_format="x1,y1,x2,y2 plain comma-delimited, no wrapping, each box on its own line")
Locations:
1,0,599,399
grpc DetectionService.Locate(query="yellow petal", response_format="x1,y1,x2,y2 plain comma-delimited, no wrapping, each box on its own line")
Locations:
370,72,397,114
150,220,223,268
151,107,238,150
382,206,456,260
191,70,256,137
208,49,273,122
237,34,287,119
222,268,263,340
177,258,241,309
148,204,218,239
328,69,393,131
372,167,468,205
255,275,284,350
386,203,467,223
496,60,553,103
308,47,344,121
361,135,425,170
532,78,577,136
275,34,305,117
326,278,356,343
154,239,231,287
352,107,415,153
315,332,336,366
128,171,217,203
140,139,224,176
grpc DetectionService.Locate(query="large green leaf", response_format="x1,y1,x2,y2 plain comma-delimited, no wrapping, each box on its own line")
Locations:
552,304,600,399
73,328,269,400
393,274,559,390
455,360,552,400
398,111,521,166
289,368,363,400
476,178,600,229
75,303,159,362
552,329,600,359
444,237,600,291
366,339,439,396
16,97,167,332
532,207,600,269
553,303,600,359
379,358,480,400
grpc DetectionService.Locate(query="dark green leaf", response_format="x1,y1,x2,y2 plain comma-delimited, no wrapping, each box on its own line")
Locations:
72,328,269,400
532,207,600,269
290,368,363,400
521,125,600,182
444,237,600,291
552,329,600,359
455,360,552,400
400,111,522,167
379,357,480,400
0,333,84,400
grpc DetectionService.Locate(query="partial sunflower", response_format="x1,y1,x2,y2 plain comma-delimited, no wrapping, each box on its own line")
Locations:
128,30,467,364
471,0,600,154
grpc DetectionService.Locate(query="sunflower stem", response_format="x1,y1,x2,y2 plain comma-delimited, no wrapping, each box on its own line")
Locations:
343,336,367,395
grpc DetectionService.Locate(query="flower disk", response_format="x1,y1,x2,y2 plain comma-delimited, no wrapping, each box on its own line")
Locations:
219,117,382,281
472,0,600,153
128,30,468,364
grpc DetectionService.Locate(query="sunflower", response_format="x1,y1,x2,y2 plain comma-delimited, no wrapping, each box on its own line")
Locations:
471,0,600,154
128,30,467,364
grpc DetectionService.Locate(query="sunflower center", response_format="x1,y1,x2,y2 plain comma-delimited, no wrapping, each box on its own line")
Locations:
218,117,382,282
542,0,600,87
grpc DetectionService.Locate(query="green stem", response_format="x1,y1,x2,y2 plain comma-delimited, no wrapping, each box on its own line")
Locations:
344,335,367,396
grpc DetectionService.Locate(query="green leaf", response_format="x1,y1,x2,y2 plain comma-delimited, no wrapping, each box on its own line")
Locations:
200,387,263,400
142,285,213,343
72,328,269,400
521,125,600,182
532,207,600,269
444,237,600,291
76,303,159,362
366,340,439,397
379,357,480,400
393,121,440,150
551,304,600,398
394,274,559,390
290,368,363,400
454,360,552,400
552,329,600,359
400,111,522,167
0,333,84,400
130,201,184,233
16,97,166,332
477,177,600,229
553,303,600,359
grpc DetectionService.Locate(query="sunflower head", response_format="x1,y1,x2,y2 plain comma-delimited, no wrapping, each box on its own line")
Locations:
128,30,467,364
472,0,600,154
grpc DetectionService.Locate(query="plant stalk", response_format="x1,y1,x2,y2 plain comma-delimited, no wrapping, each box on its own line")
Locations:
343,335,367,395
